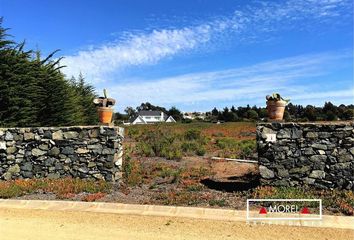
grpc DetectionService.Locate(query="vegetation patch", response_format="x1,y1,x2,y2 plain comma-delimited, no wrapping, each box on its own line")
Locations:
215,138,256,159
123,158,211,187
0,178,111,199
124,122,257,160
135,127,207,160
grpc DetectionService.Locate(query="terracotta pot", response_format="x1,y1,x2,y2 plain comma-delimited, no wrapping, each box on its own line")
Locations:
267,100,286,120
98,107,113,124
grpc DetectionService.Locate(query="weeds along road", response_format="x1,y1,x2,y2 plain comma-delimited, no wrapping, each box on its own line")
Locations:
0,208,353,240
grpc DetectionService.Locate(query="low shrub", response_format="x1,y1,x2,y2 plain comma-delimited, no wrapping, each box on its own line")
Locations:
211,132,225,137
196,146,206,156
0,178,112,199
216,138,256,159
209,199,227,207
160,144,183,160
154,190,203,206
123,158,143,186
186,184,204,192
181,142,206,156
127,127,140,139
158,167,181,180
216,138,239,149
184,129,202,141
81,192,106,202
135,128,207,159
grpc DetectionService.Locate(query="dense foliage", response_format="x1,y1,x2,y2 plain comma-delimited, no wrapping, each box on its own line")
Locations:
0,19,98,127
208,102,354,122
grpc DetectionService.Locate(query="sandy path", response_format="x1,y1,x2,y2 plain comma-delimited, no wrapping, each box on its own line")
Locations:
0,208,353,240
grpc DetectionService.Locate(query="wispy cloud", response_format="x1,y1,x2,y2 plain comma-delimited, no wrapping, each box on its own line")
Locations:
109,50,353,111
60,0,352,82
61,25,213,82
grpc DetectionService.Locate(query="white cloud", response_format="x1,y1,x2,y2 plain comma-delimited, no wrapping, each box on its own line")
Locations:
61,25,214,82
108,50,353,111
60,0,351,83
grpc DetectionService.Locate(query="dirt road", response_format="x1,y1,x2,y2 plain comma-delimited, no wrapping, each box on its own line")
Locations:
0,208,352,240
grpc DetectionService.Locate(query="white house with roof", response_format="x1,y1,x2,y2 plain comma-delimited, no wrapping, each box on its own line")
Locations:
130,110,176,125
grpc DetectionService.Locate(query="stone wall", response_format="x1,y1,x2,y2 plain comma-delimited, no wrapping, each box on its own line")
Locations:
257,122,353,190
0,126,124,181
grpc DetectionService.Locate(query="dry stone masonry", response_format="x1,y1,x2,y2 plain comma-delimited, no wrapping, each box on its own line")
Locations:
0,126,124,181
257,122,354,190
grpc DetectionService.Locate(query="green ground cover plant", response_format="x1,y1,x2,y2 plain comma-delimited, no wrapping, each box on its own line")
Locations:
0,178,111,199
215,138,256,159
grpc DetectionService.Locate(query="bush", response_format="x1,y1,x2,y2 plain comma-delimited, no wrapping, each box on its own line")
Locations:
216,138,239,149
136,142,155,157
123,159,143,186
209,199,227,207
196,146,206,156
135,128,207,159
154,190,202,206
216,138,256,159
246,110,259,120
211,132,225,137
238,140,256,158
127,127,140,139
81,192,106,202
184,129,202,140
182,118,193,123
180,140,206,157
161,145,183,160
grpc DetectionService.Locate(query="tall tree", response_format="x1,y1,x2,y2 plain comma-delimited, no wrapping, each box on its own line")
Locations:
71,73,98,125
167,106,183,121
124,107,137,119
136,102,167,112
211,107,219,116
0,20,98,127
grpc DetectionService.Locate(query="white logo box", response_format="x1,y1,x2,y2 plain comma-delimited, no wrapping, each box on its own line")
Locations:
247,199,322,220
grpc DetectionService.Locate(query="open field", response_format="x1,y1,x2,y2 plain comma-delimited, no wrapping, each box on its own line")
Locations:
124,122,257,140
123,122,257,160
1,208,353,240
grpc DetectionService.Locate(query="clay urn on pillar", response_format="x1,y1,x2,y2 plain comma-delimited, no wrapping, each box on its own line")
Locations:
93,89,116,124
266,93,290,121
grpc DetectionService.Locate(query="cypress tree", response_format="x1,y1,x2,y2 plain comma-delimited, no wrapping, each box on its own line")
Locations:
0,19,99,127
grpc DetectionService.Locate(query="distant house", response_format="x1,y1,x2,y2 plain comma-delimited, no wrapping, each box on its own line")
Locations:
183,112,206,120
130,110,176,125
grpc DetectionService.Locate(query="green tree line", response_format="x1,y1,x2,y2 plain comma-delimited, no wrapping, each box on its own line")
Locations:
0,19,98,127
208,102,354,122
118,101,353,123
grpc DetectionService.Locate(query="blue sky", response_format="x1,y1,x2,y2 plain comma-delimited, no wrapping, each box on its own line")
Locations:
1,0,353,112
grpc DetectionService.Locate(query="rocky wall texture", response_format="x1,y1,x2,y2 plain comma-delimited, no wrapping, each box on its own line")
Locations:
0,126,124,181
257,122,353,190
